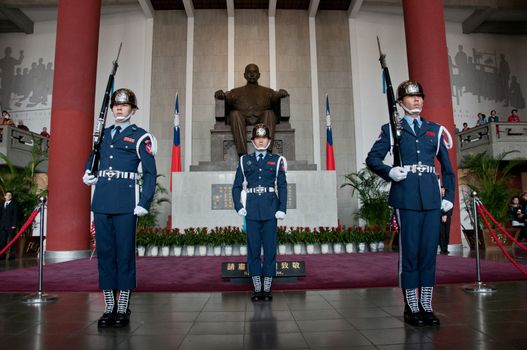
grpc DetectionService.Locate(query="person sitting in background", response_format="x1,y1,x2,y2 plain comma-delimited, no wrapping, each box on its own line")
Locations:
461,122,469,132
0,111,15,126
475,113,487,126
509,195,526,241
507,109,521,122
17,120,29,131
488,110,499,122
40,127,50,138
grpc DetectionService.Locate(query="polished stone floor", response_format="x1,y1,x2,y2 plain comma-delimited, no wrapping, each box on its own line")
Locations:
1,248,526,350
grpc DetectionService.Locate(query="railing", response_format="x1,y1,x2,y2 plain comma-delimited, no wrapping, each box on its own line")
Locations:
456,122,527,162
0,125,49,171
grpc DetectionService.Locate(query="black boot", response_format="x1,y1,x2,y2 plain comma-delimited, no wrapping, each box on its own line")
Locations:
251,292,263,302
97,290,117,328
113,290,131,327
420,287,440,326
403,288,423,327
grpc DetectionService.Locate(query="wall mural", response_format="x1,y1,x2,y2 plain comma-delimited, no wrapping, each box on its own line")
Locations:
449,45,525,110
0,46,54,111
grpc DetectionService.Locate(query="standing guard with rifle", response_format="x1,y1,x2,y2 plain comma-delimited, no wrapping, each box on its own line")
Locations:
366,39,455,327
82,45,157,328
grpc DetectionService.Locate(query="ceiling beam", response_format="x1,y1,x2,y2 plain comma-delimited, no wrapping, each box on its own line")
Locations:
308,0,320,18
348,0,364,18
269,0,276,17
462,8,492,34
182,0,194,17
137,0,153,18
0,7,33,34
226,0,234,17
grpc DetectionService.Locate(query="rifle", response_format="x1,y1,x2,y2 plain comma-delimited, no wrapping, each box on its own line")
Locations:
377,37,402,166
90,42,122,174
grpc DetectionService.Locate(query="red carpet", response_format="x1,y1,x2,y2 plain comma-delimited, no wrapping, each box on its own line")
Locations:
0,253,525,293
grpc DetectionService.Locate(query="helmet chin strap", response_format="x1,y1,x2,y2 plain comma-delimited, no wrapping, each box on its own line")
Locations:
252,139,271,151
115,110,135,122
399,102,421,115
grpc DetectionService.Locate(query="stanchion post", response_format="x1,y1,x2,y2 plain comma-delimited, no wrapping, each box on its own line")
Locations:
21,196,59,304
463,191,496,294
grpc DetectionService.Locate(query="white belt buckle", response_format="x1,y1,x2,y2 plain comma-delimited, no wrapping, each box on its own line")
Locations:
254,186,265,194
105,170,118,178
415,165,427,173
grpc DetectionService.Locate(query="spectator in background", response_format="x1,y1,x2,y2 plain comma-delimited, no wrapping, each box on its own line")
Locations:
17,120,29,131
0,111,15,126
509,195,526,241
507,109,521,122
488,110,499,122
40,127,50,137
461,122,470,131
476,113,487,126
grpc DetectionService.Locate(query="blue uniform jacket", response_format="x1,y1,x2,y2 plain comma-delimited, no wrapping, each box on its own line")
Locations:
232,152,287,221
366,118,455,211
85,124,157,214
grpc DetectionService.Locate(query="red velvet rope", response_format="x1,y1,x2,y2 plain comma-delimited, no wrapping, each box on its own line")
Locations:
0,209,40,256
478,203,527,253
476,204,527,277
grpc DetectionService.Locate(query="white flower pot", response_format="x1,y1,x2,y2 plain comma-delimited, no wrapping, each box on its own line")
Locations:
198,245,207,256
293,244,302,255
240,246,247,256
369,242,378,252
306,244,315,254
224,245,233,256
172,246,182,256
377,242,385,252
186,245,195,256
161,246,170,257
358,242,367,253
148,246,159,256
137,246,146,256
345,243,356,253
278,244,287,255
333,243,343,254
320,243,330,254
213,246,222,256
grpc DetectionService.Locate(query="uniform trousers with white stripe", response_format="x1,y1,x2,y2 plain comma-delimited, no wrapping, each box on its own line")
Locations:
246,218,277,277
94,213,138,290
397,208,441,288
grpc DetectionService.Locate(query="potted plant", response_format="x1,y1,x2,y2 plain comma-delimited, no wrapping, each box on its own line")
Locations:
171,228,184,256
159,229,172,256
196,227,209,256
318,226,332,254
300,227,315,254
223,226,235,256
183,228,198,256
210,228,223,256
356,227,368,253
344,227,358,253
332,226,345,254
236,229,248,255
341,168,391,228
460,151,525,248
290,227,303,254
136,229,150,256
277,226,289,255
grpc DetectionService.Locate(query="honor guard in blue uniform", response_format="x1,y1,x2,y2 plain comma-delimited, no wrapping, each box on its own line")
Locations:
366,81,455,327
83,88,157,328
232,124,287,302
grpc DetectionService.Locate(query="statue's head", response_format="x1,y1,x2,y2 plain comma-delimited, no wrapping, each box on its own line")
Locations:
244,64,260,84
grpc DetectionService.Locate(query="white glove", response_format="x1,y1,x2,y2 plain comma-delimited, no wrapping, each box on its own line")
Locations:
441,199,453,212
388,167,408,182
275,211,286,220
134,206,148,217
238,208,247,217
82,170,98,186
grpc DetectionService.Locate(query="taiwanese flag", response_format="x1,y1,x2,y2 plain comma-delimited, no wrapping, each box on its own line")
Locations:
325,95,336,171
170,93,182,191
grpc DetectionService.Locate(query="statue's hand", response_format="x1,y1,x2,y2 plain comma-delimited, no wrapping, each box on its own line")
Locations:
214,90,226,99
277,89,289,98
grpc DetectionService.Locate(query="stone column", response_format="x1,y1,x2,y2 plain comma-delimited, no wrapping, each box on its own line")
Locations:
402,0,461,245
46,0,101,260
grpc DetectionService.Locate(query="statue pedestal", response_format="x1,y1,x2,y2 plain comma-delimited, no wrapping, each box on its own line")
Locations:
171,171,338,229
